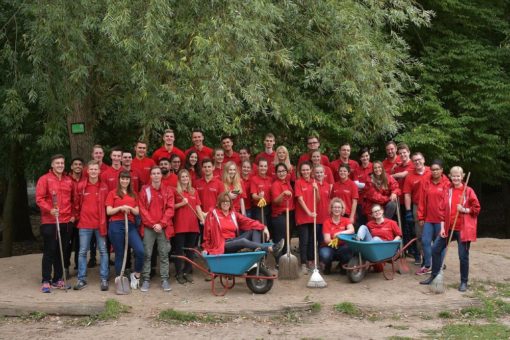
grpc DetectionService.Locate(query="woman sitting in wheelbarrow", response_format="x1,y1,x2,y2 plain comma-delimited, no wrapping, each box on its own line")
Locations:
202,192,284,256
356,204,402,242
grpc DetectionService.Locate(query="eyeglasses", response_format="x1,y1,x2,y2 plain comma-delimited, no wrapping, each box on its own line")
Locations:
372,209,382,214
412,158,423,163
277,170,288,173
307,141,319,145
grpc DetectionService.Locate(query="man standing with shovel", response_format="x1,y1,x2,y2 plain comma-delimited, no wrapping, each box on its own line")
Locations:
35,154,75,293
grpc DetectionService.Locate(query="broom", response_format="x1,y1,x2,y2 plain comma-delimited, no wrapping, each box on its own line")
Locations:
278,199,299,279
307,184,327,288
430,172,471,294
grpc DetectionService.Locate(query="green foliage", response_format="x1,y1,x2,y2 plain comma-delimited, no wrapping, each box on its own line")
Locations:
433,323,510,339
158,309,223,324
333,302,362,317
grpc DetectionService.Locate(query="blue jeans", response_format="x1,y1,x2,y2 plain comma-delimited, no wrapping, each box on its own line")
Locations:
319,245,352,267
356,225,383,242
422,222,442,268
108,220,144,275
78,228,108,281
431,231,470,283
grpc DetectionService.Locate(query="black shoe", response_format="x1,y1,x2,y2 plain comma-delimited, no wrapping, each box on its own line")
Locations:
420,276,436,285
272,239,285,258
100,280,109,291
176,274,186,284
458,282,468,292
183,273,194,283
87,258,97,268
73,280,88,290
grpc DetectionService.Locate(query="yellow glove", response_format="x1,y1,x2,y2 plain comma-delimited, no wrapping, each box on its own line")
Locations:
328,238,339,249
257,197,267,208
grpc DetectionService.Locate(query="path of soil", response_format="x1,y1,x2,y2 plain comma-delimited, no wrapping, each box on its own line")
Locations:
0,238,509,339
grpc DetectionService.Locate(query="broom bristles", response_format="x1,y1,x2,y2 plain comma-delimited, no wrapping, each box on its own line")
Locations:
307,269,327,288
430,271,446,294
278,254,299,280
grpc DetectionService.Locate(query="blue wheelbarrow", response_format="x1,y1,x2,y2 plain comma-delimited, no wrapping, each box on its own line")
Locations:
173,248,276,296
338,234,416,283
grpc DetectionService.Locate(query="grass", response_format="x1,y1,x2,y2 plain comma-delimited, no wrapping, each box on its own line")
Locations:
387,336,413,340
333,302,362,317
79,299,130,326
388,325,409,330
158,309,223,324
310,302,321,313
21,311,47,321
432,323,510,339
438,311,453,319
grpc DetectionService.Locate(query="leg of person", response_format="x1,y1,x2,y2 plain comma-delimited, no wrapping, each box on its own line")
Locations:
73,224,80,270
318,246,334,274
88,232,97,268
173,233,186,281
413,204,423,264
335,244,353,267
297,224,310,265
76,228,93,289
264,204,272,235
384,201,397,219
271,214,286,259
52,223,71,287
420,222,434,273
356,225,374,241
40,224,57,291
141,228,156,283
108,221,125,276
239,229,263,244
456,232,470,291
183,233,198,277
128,222,145,275
306,224,315,266
420,233,447,284
224,237,268,253
150,242,158,278
316,223,324,246
155,231,171,291
95,229,109,291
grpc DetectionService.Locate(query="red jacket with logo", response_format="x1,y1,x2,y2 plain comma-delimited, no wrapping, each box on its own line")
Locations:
138,184,175,239
36,170,75,224
74,179,109,236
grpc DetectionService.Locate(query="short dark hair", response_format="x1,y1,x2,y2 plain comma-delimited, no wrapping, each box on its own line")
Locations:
51,154,65,162
70,157,84,164
221,135,234,143
201,158,213,167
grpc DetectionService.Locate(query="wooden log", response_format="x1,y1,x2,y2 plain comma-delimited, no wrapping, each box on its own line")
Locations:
0,300,105,316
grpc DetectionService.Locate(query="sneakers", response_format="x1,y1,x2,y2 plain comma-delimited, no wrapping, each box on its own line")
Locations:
161,280,172,292
183,273,194,283
73,280,87,290
176,273,187,284
100,280,109,291
415,266,431,276
458,282,468,292
140,280,150,292
130,273,140,289
52,279,71,290
272,239,285,258
41,282,51,293
419,275,436,285
301,264,309,275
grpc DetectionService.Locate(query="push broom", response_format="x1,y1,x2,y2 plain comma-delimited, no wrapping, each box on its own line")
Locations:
307,184,327,288
430,172,471,294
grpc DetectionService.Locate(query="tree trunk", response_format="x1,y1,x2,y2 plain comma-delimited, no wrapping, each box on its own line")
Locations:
503,181,510,238
1,142,34,257
67,96,95,160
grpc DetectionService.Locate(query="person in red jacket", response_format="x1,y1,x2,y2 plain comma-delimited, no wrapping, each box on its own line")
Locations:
330,143,360,182
331,164,359,224
255,133,276,165
420,166,480,291
222,161,247,214
100,147,123,192
202,193,283,255
159,157,178,188
151,128,185,164
73,160,110,291
138,166,175,292
67,157,85,274
240,160,254,218
270,163,295,261
250,158,273,227
313,164,332,245
185,129,213,162
352,147,373,225
106,171,144,289
356,204,402,242
416,159,450,275
173,169,205,284
195,159,224,213
364,161,401,219
36,154,75,293
274,145,296,183
311,150,335,185
294,161,317,274
184,150,201,182
319,198,355,274
132,141,156,185
121,151,142,193
212,148,225,179
298,135,330,167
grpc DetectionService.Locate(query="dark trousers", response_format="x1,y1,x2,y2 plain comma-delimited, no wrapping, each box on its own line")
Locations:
271,214,287,259
66,223,79,269
400,204,418,257
173,232,199,275
297,223,315,264
40,223,72,283
431,231,470,283
224,230,265,253
319,244,352,266
253,205,272,236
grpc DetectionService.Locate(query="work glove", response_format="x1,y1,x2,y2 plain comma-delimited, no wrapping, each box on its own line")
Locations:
257,197,267,208
328,238,339,249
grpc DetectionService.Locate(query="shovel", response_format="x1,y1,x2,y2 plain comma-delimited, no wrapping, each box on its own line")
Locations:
396,202,410,274
115,212,131,295
278,200,299,279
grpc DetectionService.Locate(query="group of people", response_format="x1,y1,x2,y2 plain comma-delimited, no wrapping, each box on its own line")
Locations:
35,129,480,294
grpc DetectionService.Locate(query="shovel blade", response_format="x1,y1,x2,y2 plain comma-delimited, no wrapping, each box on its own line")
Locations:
396,257,410,274
115,276,131,295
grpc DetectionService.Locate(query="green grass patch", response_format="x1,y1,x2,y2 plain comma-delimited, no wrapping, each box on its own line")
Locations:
333,302,362,317
434,323,510,339
310,302,321,313
78,299,130,326
438,311,453,319
388,324,409,330
387,336,413,340
21,311,47,321
158,309,223,324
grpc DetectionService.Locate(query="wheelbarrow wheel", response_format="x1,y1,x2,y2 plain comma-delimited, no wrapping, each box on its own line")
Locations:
246,266,273,294
347,255,367,283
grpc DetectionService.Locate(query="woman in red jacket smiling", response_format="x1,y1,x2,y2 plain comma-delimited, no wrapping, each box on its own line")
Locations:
364,161,400,219
420,166,480,292
202,193,283,255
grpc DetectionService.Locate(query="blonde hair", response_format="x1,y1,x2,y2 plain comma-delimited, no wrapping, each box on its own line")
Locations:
449,166,464,178
329,197,345,215
222,161,243,193
275,145,293,172
176,169,195,194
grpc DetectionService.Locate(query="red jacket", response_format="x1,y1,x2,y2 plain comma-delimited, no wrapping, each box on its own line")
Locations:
444,185,480,242
36,170,75,224
202,209,265,255
132,157,156,185
185,145,213,162
367,218,402,241
417,175,450,223
331,179,359,216
74,179,109,236
151,145,185,163
330,159,359,182
138,184,175,239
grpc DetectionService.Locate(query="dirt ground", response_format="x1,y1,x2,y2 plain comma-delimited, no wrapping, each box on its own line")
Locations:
0,238,509,339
